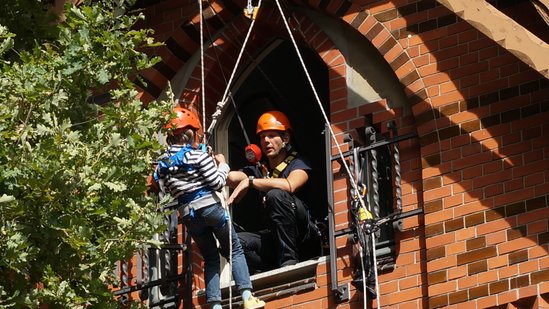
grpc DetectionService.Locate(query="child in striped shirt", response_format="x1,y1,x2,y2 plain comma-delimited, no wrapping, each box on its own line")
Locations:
154,107,264,309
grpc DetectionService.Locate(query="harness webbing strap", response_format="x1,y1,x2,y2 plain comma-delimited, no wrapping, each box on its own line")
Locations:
271,150,298,178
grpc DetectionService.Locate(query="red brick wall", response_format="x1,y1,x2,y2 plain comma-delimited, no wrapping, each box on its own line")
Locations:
126,0,549,308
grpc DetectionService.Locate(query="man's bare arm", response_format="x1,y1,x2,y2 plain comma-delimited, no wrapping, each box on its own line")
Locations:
251,169,308,194
227,170,247,188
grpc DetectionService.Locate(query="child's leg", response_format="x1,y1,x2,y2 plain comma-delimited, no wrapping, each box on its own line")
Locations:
213,207,253,292
182,210,222,304
202,203,265,308
216,221,265,308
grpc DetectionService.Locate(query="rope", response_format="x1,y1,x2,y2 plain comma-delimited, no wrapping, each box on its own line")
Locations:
201,3,253,147
195,3,264,306
196,1,235,307
352,148,368,304
204,0,262,143
273,1,379,307
227,194,233,309
199,0,206,135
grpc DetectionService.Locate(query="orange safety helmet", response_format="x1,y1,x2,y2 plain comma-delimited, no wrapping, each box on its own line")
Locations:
256,111,291,134
165,107,201,135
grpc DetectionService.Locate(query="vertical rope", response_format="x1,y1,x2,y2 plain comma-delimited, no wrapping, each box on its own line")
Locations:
228,202,233,309
272,0,361,201
204,0,261,141
198,0,206,131
369,148,381,307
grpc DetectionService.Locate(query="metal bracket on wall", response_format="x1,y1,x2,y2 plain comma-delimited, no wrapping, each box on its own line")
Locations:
325,124,419,303
335,283,350,302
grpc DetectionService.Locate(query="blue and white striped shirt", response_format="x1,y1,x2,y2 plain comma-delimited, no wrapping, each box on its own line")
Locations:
156,144,230,199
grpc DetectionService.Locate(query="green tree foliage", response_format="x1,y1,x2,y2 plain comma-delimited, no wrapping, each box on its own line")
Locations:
0,0,172,307
0,0,59,60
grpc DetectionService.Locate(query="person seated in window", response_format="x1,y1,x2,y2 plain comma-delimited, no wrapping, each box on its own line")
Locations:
227,111,320,273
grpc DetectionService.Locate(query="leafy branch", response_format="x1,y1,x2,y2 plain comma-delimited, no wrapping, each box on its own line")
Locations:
0,0,173,306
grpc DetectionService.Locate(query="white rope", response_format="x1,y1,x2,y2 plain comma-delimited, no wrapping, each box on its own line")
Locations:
352,148,368,305
196,2,235,307
199,0,206,133
272,0,359,197
198,7,253,147
228,197,233,309
204,0,261,142
273,1,379,307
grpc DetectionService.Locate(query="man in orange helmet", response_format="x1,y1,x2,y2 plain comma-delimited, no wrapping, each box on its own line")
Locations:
154,107,265,309
227,111,319,272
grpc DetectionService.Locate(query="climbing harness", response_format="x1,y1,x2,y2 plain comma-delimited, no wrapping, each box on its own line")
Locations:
270,150,297,178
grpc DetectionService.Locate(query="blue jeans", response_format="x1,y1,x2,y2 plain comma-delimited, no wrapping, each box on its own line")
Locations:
182,202,253,303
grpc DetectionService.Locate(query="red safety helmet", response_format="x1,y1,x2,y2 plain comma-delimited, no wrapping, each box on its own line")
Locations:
256,111,291,134
165,107,201,135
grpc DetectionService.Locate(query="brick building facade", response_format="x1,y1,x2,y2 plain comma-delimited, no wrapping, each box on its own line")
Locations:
115,0,549,308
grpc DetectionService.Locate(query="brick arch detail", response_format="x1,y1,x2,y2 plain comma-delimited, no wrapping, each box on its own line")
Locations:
138,0,435,139
284,0,434,124
136,0,238,103
284,0,438,142
176,5,348,131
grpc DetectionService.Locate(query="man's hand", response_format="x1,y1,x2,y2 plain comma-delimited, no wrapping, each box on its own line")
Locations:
227,177,249,206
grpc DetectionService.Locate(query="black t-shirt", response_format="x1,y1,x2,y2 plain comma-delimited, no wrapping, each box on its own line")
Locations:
241,156,312,203
232,155,314,232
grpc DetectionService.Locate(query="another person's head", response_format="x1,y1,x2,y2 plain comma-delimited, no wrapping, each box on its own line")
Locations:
165,107,201,146
256,111,292,159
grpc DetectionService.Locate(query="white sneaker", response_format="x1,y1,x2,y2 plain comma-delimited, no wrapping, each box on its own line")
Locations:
243,295,265,309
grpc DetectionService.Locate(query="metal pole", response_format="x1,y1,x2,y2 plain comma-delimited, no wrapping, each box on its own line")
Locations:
325,125,349,302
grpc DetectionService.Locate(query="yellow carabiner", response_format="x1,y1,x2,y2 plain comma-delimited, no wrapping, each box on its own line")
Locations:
243,0,259,20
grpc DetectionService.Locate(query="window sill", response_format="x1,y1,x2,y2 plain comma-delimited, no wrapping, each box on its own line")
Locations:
198,256,325,306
